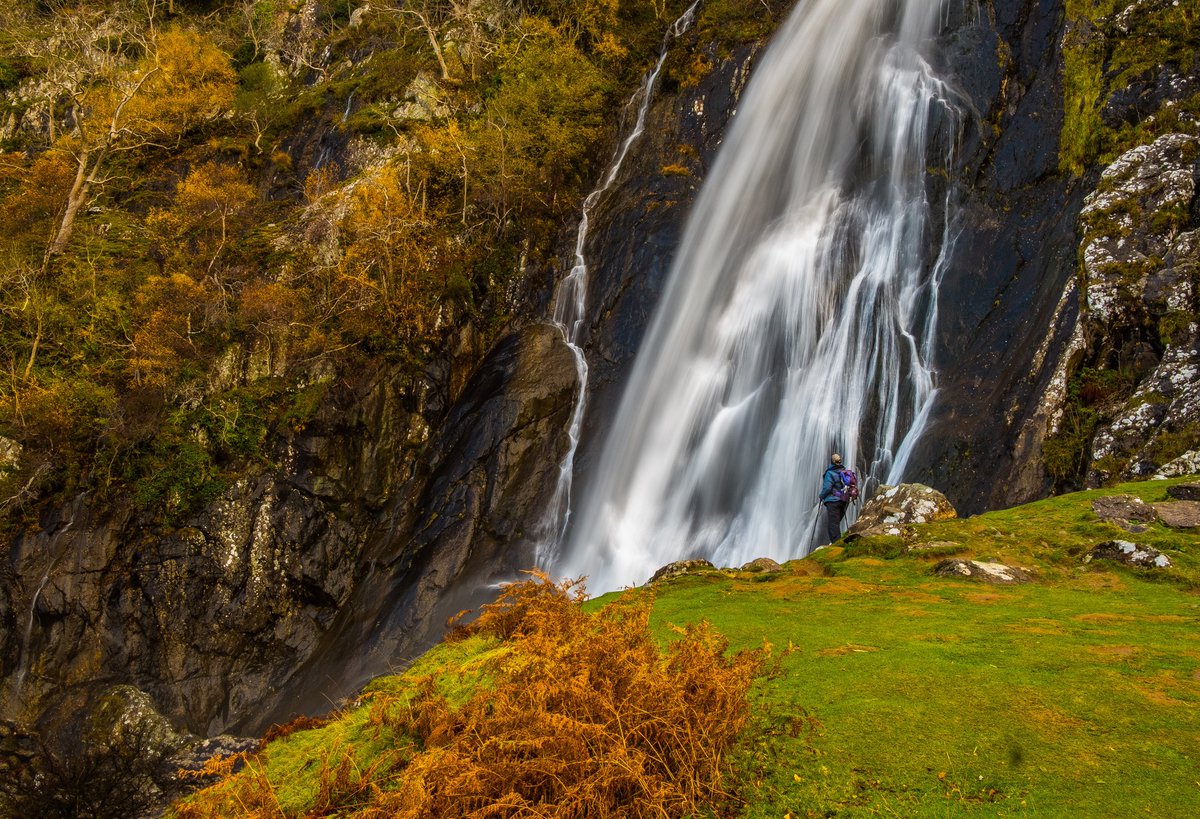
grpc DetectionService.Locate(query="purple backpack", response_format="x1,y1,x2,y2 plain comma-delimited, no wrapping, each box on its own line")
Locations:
835,468,859,502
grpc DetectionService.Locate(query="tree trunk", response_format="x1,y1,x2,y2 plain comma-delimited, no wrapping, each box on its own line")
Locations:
50,148,94,255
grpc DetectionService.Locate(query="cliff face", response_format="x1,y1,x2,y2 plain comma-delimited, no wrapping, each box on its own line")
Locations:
905,0,1085,512
0,8,764,737
4,0,1197,742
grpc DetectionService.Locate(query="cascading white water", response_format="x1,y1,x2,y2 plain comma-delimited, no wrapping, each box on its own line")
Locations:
536,0,703,564
558,0,961,593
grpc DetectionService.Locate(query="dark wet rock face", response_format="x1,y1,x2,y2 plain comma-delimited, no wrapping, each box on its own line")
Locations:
249,322,578,732
2,324,576,738
905,0,1087,513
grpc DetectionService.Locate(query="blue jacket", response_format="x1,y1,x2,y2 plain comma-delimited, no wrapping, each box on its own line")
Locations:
820,464,844,503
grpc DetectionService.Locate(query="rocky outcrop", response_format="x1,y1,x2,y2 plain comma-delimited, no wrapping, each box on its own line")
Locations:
1091,495,1158,531
1081,134,1200,484
740,557,783,573
846,484,957,539
648,560,716,585
2,322,577,738
1166,482,1200,501
995,0,1200,495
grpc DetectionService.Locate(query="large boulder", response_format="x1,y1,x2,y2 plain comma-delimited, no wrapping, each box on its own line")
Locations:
846,484,957,539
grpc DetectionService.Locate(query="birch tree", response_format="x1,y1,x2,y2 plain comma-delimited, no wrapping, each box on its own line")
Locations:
12,6,236,255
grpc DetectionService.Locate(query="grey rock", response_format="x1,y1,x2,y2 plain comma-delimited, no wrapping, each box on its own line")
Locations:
648,560,716,585
1155,450,1200,479
1153,500,1200,528
1072,134,1200,485
847,484,956,539
1092,494,1158,524
1085,540,1172,569
933,559,1032,584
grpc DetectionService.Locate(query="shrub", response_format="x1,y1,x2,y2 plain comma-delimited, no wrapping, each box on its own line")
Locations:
172,572,768,818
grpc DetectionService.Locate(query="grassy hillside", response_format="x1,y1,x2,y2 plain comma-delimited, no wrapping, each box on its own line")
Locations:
169,478,1200,817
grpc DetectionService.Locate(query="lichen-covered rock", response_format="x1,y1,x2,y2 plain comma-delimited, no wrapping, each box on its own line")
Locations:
1155,451,1200,479
846,484,957,539
1084,540,1171,568
933,559,1032,584
648,559,716,585
1153,500,1200,528
1074,133,1200,484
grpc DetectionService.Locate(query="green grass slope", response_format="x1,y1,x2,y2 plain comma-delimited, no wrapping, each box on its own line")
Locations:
173,478,1200,817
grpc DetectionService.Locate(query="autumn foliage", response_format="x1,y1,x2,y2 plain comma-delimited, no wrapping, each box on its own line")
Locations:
171,573,767,818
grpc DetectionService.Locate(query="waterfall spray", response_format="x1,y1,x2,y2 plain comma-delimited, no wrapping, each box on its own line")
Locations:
559,0,961,593
536,1,703,566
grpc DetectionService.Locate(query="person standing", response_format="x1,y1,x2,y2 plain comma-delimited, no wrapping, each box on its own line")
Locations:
819,453,851,545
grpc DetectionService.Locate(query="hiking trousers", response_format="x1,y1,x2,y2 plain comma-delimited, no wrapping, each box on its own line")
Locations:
823,500,847,545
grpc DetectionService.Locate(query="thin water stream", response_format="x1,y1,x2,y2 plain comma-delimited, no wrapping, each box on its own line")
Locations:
536,0,704,565
559,0,961,593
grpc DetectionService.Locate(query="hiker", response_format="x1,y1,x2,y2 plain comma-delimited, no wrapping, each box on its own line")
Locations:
819,453,858,545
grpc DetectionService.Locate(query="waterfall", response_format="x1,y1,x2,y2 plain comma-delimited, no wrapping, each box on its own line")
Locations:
558,0,961,593
536,0,703,565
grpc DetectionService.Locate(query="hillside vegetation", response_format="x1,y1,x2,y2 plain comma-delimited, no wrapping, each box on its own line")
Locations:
168,478,1200,817
0,0,778,526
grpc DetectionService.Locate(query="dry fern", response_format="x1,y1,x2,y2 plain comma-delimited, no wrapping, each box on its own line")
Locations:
171,571,767,818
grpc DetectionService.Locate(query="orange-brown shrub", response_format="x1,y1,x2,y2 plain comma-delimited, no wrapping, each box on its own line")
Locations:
171,571,766,818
